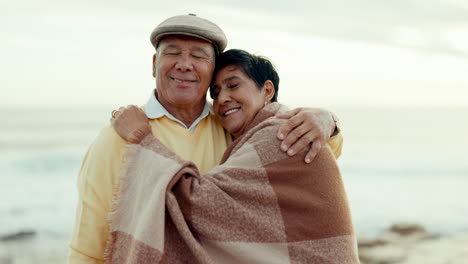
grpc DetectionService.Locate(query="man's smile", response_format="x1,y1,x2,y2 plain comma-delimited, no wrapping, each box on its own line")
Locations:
170,77,196,83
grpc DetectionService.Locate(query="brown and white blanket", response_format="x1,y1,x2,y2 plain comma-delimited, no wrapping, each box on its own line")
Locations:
104,103,359,264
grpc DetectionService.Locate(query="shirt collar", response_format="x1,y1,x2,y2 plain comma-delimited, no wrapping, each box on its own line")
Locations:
145,89,214,132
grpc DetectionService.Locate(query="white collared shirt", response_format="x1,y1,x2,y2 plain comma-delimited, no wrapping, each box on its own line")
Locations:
145,90,214,133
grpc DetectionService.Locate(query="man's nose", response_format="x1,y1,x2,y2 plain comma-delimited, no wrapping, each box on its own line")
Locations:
175,54,194,72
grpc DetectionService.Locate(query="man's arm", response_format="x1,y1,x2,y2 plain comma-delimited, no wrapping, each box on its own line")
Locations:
68,127,125,264
276,108,342,163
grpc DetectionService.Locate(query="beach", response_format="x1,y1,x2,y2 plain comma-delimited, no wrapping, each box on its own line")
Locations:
358,223,468,264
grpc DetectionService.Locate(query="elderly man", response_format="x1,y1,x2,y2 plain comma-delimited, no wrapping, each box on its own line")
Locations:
68,14,343,263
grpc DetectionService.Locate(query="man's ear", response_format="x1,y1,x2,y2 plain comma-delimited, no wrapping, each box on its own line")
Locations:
152,54,157,78
262,80,275,102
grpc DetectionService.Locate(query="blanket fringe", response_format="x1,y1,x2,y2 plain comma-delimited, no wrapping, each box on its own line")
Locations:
103,143,141,263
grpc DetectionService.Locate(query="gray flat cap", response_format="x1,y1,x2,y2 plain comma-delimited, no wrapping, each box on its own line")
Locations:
150,14,227,53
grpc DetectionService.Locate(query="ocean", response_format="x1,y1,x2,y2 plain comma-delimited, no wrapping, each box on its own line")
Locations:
1,106,467,245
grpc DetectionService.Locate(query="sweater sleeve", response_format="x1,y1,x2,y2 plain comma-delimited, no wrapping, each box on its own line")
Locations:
68,126,125,264
327,132,343,159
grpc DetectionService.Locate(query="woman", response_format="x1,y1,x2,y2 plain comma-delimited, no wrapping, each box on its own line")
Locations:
105,50,358,263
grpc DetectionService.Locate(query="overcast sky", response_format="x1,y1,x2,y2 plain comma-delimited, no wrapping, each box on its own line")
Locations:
1,0,468,108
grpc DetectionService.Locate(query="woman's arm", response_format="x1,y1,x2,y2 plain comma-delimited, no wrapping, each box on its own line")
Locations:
110,105,343,162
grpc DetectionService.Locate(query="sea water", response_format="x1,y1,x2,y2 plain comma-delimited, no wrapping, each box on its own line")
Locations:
1,106,467,242
336,106,468,237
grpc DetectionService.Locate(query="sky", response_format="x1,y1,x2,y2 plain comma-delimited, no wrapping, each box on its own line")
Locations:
1,0,468,108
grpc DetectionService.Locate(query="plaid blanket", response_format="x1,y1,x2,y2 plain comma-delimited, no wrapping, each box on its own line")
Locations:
104,103,359,263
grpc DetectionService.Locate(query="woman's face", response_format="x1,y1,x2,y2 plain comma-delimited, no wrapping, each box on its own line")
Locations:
212,65,274,138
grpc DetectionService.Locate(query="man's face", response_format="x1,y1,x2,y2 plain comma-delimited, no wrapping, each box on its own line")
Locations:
153,35,215,108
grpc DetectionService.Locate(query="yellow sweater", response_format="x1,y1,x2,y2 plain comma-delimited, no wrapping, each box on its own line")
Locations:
68,114,343,264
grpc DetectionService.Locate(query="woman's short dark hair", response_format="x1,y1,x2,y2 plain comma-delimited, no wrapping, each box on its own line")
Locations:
210,49,279,102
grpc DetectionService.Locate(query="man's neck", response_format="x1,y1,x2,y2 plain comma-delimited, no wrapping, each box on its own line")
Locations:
155,92,206,128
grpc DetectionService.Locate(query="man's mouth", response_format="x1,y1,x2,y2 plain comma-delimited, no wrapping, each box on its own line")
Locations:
223,107,241,116
171,77,195,83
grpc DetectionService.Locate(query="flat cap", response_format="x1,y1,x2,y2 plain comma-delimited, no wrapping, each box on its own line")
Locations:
150,14,227,53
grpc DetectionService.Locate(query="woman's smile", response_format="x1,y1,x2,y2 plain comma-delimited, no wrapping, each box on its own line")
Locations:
223,107,241,117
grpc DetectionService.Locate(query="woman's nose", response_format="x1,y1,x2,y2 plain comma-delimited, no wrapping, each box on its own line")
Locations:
217,89,231,104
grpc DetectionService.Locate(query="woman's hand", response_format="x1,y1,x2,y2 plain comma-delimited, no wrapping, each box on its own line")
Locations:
111,105,152,144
